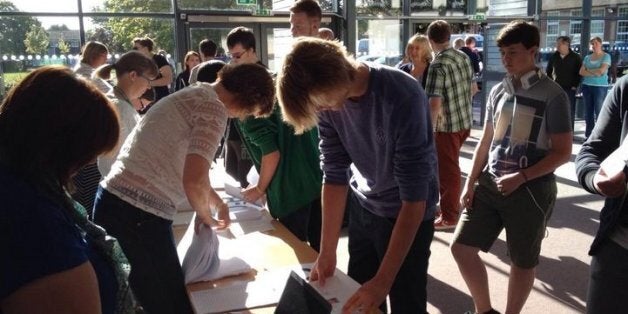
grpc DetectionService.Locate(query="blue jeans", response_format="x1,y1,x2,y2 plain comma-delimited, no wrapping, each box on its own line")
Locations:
93,188,193,314
582,84,608,138
587,240,628,314
346,193,434,314
278,198,322,252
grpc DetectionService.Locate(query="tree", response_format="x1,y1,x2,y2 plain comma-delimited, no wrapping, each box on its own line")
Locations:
95,0,174,53
24,24,49,55
0,0,42,55
57,35,70,54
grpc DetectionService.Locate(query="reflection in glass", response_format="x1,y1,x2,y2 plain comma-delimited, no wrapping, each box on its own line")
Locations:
2,0,77,12
83,0,172,13
357,0,402,17
86,17,175,54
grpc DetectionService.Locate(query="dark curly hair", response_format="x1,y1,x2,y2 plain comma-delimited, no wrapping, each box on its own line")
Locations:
218,63,276,118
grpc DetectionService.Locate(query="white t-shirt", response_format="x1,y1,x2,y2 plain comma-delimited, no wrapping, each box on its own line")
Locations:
98,95,140,177
101,83,228,220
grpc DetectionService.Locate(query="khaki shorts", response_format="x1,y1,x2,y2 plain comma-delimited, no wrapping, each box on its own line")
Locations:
452,171,556,268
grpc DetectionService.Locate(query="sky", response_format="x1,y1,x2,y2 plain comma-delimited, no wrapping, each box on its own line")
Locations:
10,0,100,28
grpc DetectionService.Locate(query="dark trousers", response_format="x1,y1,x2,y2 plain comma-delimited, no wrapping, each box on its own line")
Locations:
278,198,322,252
587,240,628,314
346,193,434,314
93,188,193,314
225,139,253,187
562,86,576,131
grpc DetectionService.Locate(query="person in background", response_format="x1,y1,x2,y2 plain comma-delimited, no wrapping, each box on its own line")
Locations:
175,51,201,91
580,36,611,139
93,63,275,314
94,51,159,177
319,27,335,40
398,34,433,88
74,41,112,94
224,26,323,251
132,36,173,104
289,0,321,37
1,66,120,314
425,20,474,230
452,21,572,314
575,74,628,314
453,37,465,50
71,40,114,215
546,35,582,132
189,39,218,84
460,36,482,76
278,37,438,314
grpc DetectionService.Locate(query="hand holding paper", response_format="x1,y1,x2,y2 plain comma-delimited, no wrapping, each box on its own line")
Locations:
595,137,628,197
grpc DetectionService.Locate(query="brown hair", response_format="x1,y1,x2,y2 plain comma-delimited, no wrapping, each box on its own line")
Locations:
426,20,451,44
80,41,108,66
183,51,201,71
94,51,158,81
496,20,540,49
133,36,155,52
0,66,119,193
218,63,276,118
290,0,322,21
277,37,358,134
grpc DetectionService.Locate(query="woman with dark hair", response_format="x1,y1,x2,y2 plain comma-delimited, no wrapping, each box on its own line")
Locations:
580,36,611,139
0,66,120,314
132,36,173,104
175,51,201,91
93,63,275,314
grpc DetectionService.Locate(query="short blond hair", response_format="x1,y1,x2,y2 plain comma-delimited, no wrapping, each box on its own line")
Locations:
407,34,433,64
277,37,358,134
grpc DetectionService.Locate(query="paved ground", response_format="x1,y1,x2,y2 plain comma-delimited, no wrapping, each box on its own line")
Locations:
176,120,600,314
335,121,598,314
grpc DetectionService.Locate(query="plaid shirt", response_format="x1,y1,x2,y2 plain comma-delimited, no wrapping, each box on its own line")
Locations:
425,48,473,132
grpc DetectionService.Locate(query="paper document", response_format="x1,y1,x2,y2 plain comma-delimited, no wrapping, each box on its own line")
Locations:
189,269,288,313
224,181,265,207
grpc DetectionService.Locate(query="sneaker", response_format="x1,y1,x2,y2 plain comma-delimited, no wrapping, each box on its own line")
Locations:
434,216,457,230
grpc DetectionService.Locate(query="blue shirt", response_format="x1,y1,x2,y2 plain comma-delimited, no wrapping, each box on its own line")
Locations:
318,63,439,219
0,165,116,314
582,52,611,86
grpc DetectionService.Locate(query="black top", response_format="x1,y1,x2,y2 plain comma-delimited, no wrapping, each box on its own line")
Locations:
546,50,582,89
459,46,481,74
175,69,190,91
398,62,429,88
152,54,171,101
575,75,628,255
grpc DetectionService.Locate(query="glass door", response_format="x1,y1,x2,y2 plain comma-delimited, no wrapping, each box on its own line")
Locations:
187,22,258,66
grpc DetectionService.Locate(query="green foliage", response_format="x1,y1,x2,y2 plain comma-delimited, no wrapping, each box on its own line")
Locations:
95,0,174,53
23,24,49,55
0,0,41,55
57,36,70,54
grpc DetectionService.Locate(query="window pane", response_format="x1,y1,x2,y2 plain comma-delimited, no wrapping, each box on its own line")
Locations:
357,0,401,17
410,0,468,16
85,16,175,55
2,0,78,12
83,0,172,13
0,16,80,97
176,0,335,12
356,19,401,66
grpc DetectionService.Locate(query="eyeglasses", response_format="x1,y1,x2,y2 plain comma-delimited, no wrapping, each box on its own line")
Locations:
139,74,155,85
228,50,248,59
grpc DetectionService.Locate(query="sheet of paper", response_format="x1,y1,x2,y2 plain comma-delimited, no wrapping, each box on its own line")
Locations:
189,269,289,313
301,263,361,314
224,182,265,207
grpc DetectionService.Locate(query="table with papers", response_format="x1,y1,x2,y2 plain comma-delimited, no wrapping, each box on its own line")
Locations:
177,196,360,314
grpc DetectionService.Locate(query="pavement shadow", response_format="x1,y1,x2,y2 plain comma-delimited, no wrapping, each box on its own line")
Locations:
427,274,475,314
